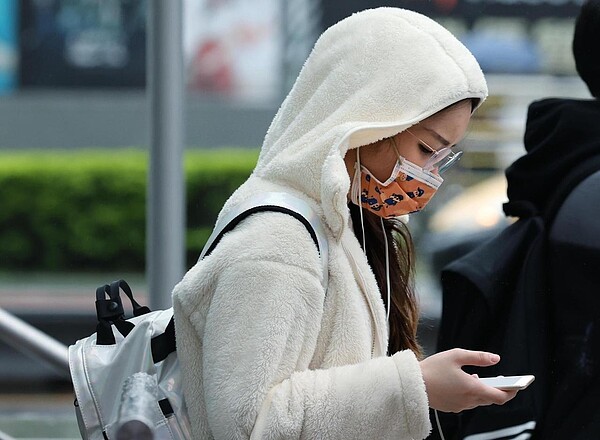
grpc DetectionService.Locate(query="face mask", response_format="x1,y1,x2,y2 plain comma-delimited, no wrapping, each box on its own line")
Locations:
350,155,443,218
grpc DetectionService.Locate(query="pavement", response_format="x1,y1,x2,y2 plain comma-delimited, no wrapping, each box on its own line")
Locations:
0,392,80,440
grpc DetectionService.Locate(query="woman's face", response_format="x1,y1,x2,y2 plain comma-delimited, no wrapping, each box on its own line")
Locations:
345,100,473,183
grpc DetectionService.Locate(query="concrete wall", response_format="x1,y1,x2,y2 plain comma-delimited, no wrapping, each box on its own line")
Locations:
0,91,278,149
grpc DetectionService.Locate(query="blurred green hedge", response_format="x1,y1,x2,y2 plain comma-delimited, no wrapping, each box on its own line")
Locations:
0,148,259,272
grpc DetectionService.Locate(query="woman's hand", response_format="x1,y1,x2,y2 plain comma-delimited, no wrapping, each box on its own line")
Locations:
419,348,518,413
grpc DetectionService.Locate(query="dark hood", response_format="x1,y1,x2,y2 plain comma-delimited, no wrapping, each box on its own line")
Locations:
505,98,600,214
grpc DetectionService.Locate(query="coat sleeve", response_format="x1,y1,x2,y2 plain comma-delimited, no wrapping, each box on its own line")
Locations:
195,213,430,440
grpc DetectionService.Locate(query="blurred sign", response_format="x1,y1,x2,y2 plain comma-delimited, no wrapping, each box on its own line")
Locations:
183,0,281,101
19,0,146,88
0,0,17,94
18,0,284,101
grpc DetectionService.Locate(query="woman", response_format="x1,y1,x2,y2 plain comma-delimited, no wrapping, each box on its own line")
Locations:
173,7,516,439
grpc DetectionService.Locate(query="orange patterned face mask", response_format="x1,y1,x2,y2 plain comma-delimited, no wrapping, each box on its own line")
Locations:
350,157,443,218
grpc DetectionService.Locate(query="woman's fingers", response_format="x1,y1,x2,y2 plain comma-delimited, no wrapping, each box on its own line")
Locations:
477,384,519,406
420,349,519,413
449,348,501,367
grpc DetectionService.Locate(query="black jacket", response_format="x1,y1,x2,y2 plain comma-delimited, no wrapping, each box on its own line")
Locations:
435,98,600,439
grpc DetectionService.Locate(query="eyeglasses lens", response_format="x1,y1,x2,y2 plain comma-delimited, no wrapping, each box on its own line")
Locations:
437,150,463,173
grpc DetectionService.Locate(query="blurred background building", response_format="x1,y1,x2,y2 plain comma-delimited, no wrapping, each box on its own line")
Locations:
0,0,588,147
1,0,586,95
0,0,589,223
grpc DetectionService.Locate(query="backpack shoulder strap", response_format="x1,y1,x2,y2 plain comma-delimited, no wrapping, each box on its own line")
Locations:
199,192,329,291
543,155,600,229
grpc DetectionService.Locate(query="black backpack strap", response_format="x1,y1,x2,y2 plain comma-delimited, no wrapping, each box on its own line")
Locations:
95,283,127,345
543,155,600,229
200,192,329,292
151,316,176,363
148,196,329,363
203,205,321,257
95,280,152,345
109,280,151,317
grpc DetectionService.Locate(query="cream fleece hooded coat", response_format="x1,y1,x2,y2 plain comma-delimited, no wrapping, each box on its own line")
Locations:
173,7,487,440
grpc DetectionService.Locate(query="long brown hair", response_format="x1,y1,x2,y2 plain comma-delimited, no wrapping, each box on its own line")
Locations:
348,203,422,358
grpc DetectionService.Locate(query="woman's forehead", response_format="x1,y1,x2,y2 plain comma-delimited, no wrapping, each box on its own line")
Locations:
414,105,472,144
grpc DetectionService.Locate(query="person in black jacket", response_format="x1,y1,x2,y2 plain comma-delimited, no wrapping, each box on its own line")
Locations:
520,0,600,436
434,1,600,438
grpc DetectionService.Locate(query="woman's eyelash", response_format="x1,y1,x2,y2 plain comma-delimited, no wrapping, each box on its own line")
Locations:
418,143,433,155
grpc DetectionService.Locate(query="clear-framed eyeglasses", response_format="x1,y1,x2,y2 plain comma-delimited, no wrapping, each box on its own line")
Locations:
405,129,463,173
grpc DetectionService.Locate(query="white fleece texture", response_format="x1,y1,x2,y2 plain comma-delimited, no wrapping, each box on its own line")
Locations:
173,7,487,440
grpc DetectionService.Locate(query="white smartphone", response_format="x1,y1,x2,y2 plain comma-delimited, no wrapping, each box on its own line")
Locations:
479,375,535,391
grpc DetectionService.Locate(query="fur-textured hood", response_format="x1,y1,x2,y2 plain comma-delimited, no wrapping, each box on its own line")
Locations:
221,7,487,239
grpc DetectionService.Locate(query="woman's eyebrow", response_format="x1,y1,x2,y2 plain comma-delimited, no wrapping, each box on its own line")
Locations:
422,126,451,147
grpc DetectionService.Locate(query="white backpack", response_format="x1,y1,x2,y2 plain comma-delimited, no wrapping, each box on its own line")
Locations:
68,193,329,439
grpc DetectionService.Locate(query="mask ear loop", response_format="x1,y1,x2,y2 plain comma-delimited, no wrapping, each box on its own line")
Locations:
380,216,391,323
354,148,367,255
